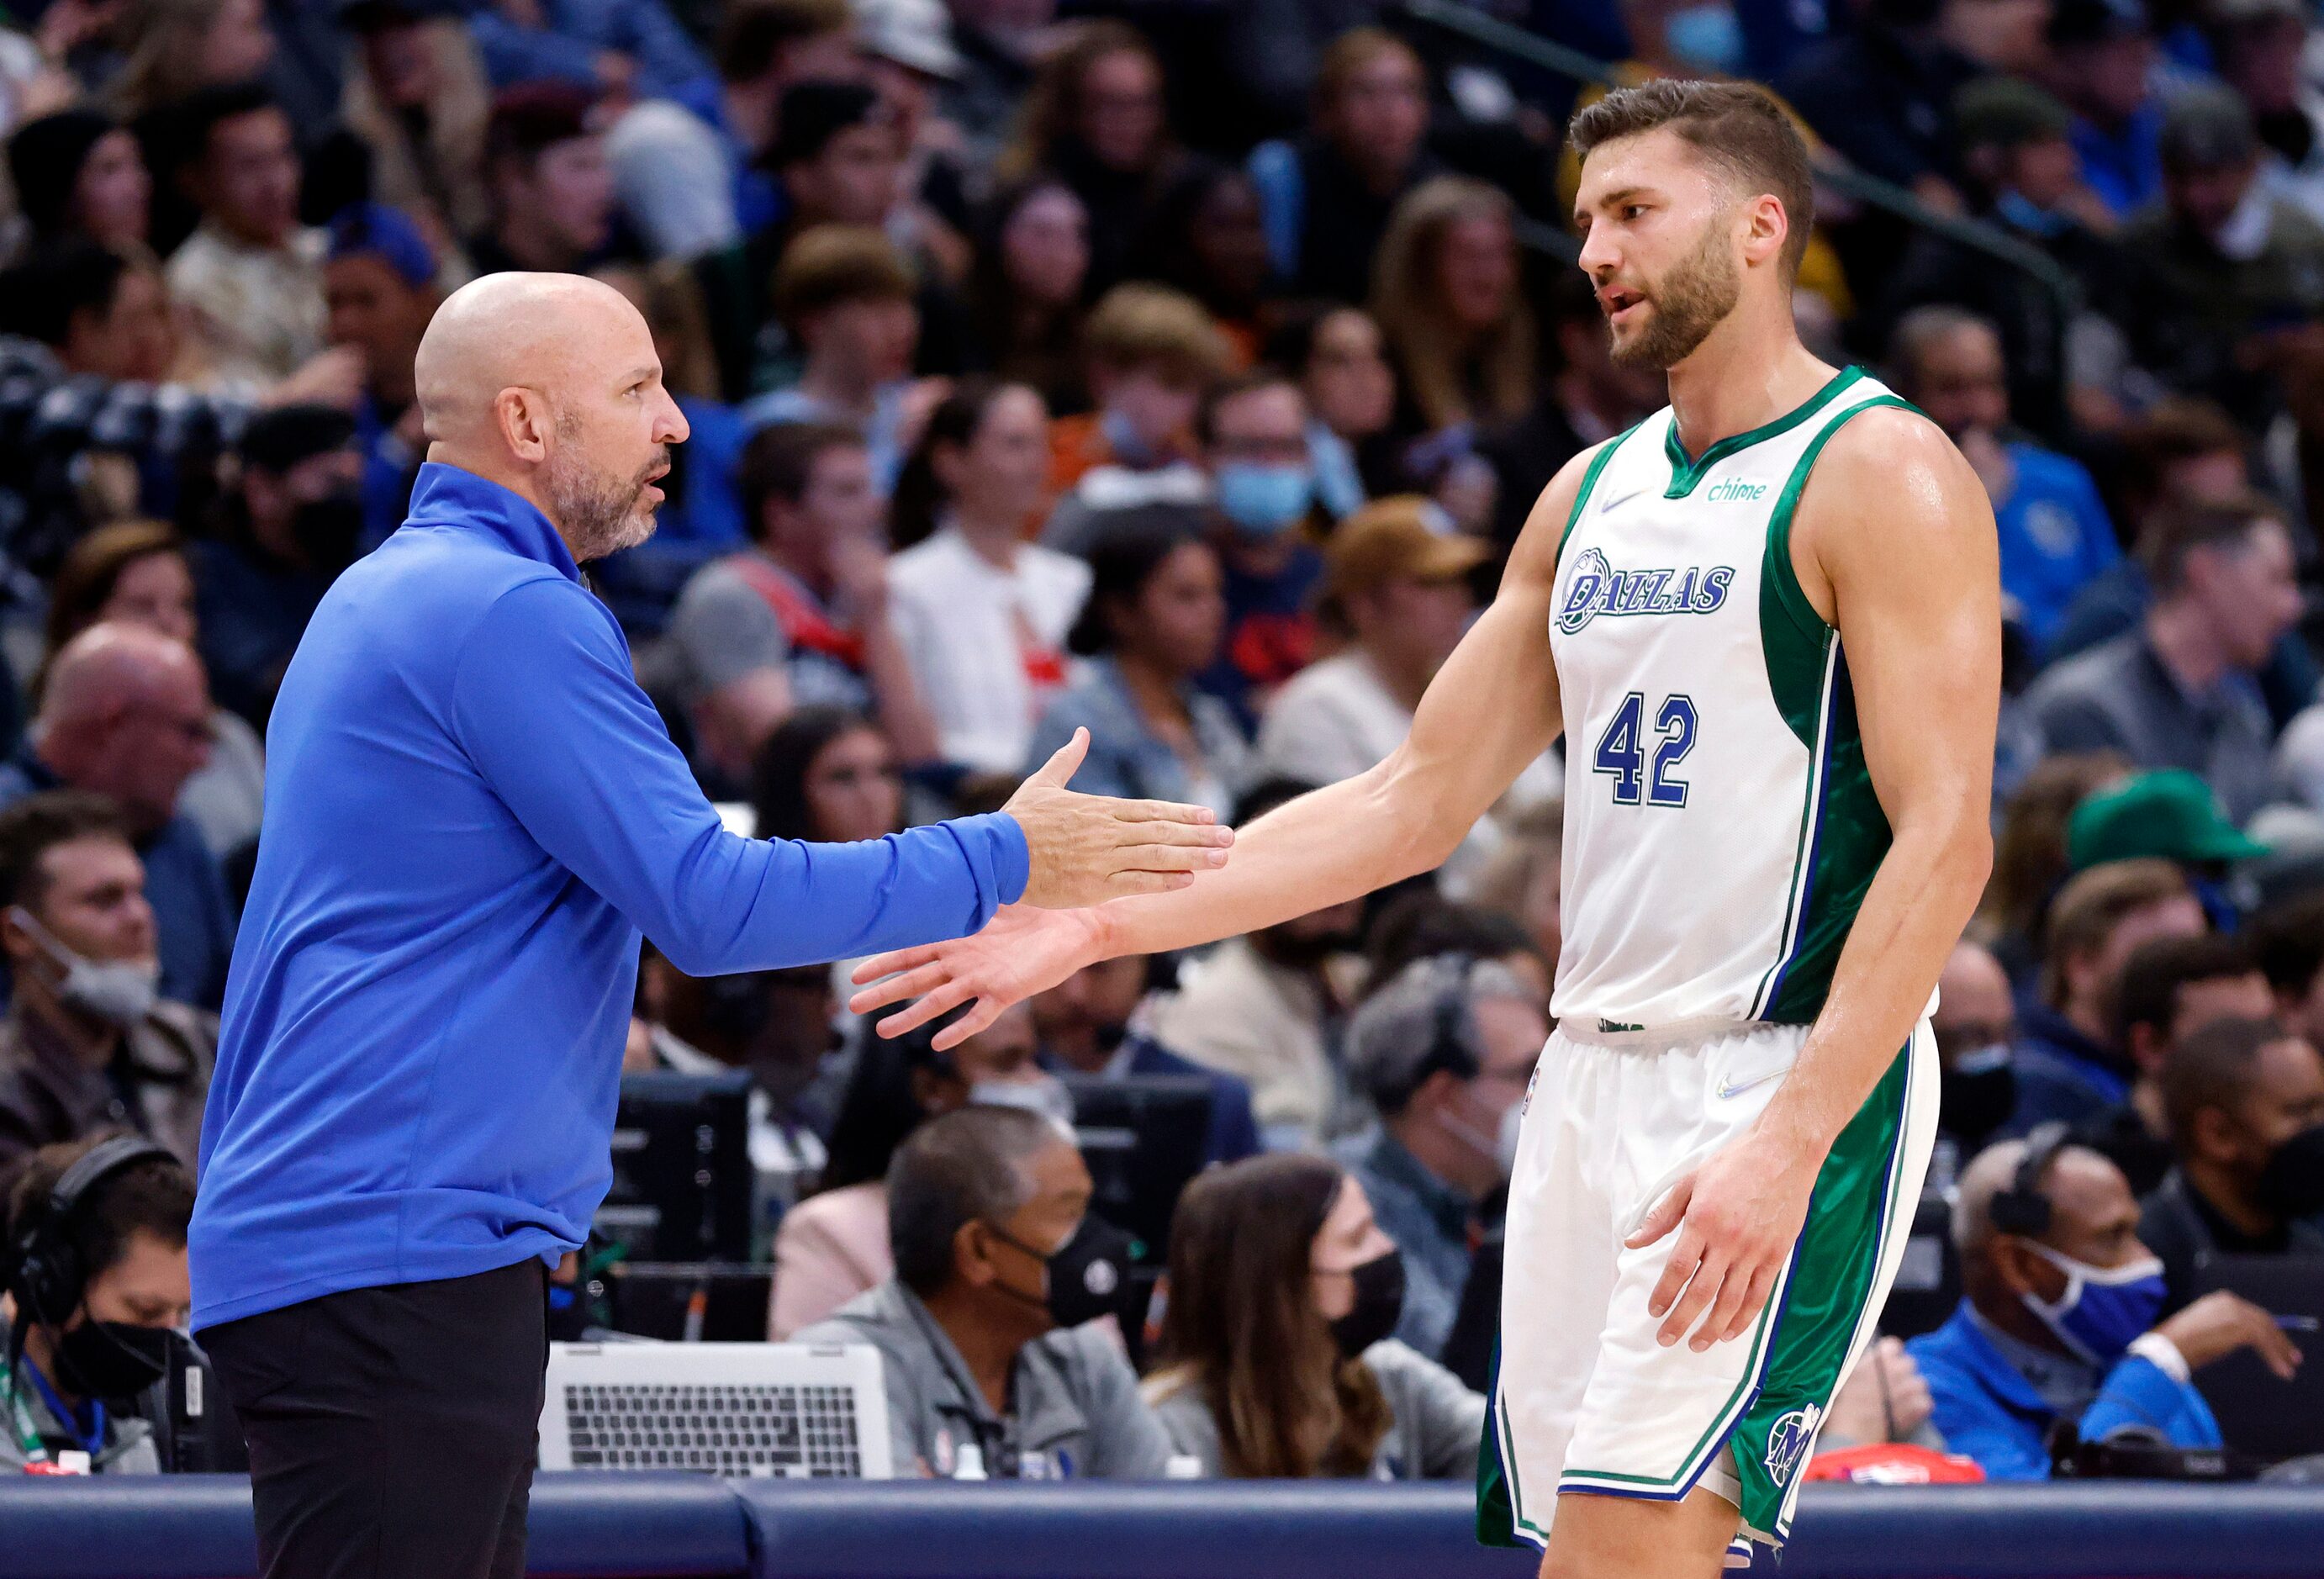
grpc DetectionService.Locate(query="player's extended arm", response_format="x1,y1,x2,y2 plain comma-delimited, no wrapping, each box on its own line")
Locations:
1635,407,1999,1349
848,446,1600,1048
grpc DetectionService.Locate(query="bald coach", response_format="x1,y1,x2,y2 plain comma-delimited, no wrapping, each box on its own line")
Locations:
188,274,1230,1579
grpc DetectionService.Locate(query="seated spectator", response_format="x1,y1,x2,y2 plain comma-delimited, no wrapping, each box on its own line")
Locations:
336,0,492,247
1030,953,1261,1167
793,1104,1174,1478
0,1134,195,1472
968,177,1092,414
2142,1016,2324,1307
1026,515,1249,813
1886,305,2119,654
0,628,232,1010
995,20,1181,296
161,83,326,388
2121,85,2324,420
1358,893,1551,1009
1191,368,1326,723
321,203,442,547
2248,891,2324,1047
747,708,905,846
1258,497,1482,790
1909,1133,2295,1480
1774,0,1987,199
2073,935,2275,1196
1371,177,1535,475
45,524,266,863
0,795,215,1186
1146,779,1361,1147
2020,496,2301,826
1043,283,1225,510
1978,751,2132,985
1145,1152,1485,1478
2061,768,2270,898
935,0,1036,176
2215,0,2324,226
1138,161,1274,366
6,109,151,255
112,0,278,124
190,404,364,730
2015,858,2206,1129
2041,0,2164,220
606,0,855,267
0,240,177,385
748,226,923,490
469,83,621,277
666,423,935,789
888,378,1087,774
1246,28,1437,308
1266,304,1397,525
854,0,974,289
1333,954,1543,1360
466,0,712,104
769,1002,1068,1338
1933,938,2022,1173
765,79,903,241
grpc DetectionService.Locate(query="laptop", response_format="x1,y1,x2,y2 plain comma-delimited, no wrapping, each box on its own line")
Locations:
2188,1252,2324,1463
537,1341,894,1478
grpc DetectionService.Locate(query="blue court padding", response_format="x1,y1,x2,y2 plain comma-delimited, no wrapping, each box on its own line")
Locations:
4,1476,2323,1577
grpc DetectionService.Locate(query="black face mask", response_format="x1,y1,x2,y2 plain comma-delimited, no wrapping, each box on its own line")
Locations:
51,1318,172,1400
1328,1249,1406,1360
2258,1123,2324,1219
289,488,366,573
1939,1045,2018,1153
990,1212,1140,1330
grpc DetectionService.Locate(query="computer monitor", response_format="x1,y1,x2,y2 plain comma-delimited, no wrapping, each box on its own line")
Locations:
1060,1074,1212,1262
2190,1251,2324,1463
608,1261,777,1343
601,1070,754,1262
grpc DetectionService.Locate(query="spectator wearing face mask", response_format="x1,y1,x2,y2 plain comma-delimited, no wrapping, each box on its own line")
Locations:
792,1104,1171,1479
0,1133,196,1473
767,1002,1074,1339
2141,1016,2324,1310
1908,1131,2297,1479
1145,1152,1485,1480
1191,369,1326,725
1043,283,1228,513
191,404,366,731
0,629,234,1011
1931,938,2021,1179
1331,954,1545,1360
1030,953,1261,1167
0,796,215,1189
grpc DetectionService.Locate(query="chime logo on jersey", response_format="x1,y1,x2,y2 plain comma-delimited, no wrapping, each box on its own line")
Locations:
1555,547,1735,635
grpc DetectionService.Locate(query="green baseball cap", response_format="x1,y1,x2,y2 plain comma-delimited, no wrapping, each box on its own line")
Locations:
2066,769,2270,871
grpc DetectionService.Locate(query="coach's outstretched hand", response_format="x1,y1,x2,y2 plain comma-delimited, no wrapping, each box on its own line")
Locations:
1002,727,1234,908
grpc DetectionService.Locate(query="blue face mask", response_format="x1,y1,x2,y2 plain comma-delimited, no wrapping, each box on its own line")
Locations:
1101,408,1159,469
2022,1244,2168,1365
1213,462,1313,536
1994,189,2073,239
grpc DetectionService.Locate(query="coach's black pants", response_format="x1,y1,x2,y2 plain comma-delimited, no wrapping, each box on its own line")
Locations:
203,1259,548,1579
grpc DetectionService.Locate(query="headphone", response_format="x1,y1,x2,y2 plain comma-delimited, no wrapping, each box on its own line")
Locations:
1,1133,174,1327
1989,1120,2073,1238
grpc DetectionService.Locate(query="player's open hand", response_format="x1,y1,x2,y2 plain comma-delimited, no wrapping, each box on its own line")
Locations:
1627,1132,1820,1352
1003,728,1234,908
849,903,1104,1049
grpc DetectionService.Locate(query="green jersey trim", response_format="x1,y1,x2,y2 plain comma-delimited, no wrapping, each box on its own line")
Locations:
1660,365,1866,499
1553,426,1639,571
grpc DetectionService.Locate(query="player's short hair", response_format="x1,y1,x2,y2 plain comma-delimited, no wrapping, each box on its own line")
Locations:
1083,283,1229,387
2110,932,2256,1050
2040,858,2194,1008
886,1106,1064,1296
0,790,134,913
2139,494,2286,595
769,225,915,327
2161,1013,2295,1147
1568,79,1815,280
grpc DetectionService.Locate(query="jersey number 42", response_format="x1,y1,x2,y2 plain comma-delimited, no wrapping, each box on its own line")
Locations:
1592,692,1698,807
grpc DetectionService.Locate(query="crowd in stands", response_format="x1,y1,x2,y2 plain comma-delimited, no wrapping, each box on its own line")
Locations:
0,0,2318,1495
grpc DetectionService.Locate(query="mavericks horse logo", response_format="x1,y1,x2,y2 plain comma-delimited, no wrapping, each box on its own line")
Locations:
1763,1403,1823,1485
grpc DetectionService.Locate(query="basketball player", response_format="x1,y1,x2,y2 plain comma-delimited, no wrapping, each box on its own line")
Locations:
851,81,1999,1578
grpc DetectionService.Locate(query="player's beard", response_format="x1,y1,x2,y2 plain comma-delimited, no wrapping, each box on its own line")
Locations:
1607,214,1742,372
546,415,667,562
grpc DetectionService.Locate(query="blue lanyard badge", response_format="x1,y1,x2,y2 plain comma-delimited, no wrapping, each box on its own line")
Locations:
23,1360,105,1460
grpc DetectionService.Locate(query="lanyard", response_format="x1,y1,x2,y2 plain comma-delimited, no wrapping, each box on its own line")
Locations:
16,1355,103,1460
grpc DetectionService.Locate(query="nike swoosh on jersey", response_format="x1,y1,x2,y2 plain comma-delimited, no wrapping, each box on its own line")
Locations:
1594,485,1645,513
1714,1067,1787,1100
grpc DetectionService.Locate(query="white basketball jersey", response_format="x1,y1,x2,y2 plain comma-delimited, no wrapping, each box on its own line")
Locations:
1546,367,1910,1034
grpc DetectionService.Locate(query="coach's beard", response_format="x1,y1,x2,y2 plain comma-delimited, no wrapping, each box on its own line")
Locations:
1607,216,1742,372
547,443,670,562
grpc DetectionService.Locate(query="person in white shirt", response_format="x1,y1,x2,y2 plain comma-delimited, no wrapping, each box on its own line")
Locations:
888,378,1090,774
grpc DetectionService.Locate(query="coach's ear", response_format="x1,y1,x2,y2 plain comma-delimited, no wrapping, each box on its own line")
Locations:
496,385,553,467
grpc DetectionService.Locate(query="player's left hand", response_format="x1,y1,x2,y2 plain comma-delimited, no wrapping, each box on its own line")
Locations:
1627,1131,1820,1352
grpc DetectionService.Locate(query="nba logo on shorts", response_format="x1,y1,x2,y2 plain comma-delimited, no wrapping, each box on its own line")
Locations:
1763,1404,1822,1484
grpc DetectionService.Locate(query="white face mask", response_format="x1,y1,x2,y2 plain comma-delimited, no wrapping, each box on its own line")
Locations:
9,906,160,1029
1438,1085,1523,1181
969,1074,1075,1129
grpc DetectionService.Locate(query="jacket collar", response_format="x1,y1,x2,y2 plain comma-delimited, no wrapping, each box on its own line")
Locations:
404,462,580,584
1931,1302,2067,1420
886,1281,1091,1452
